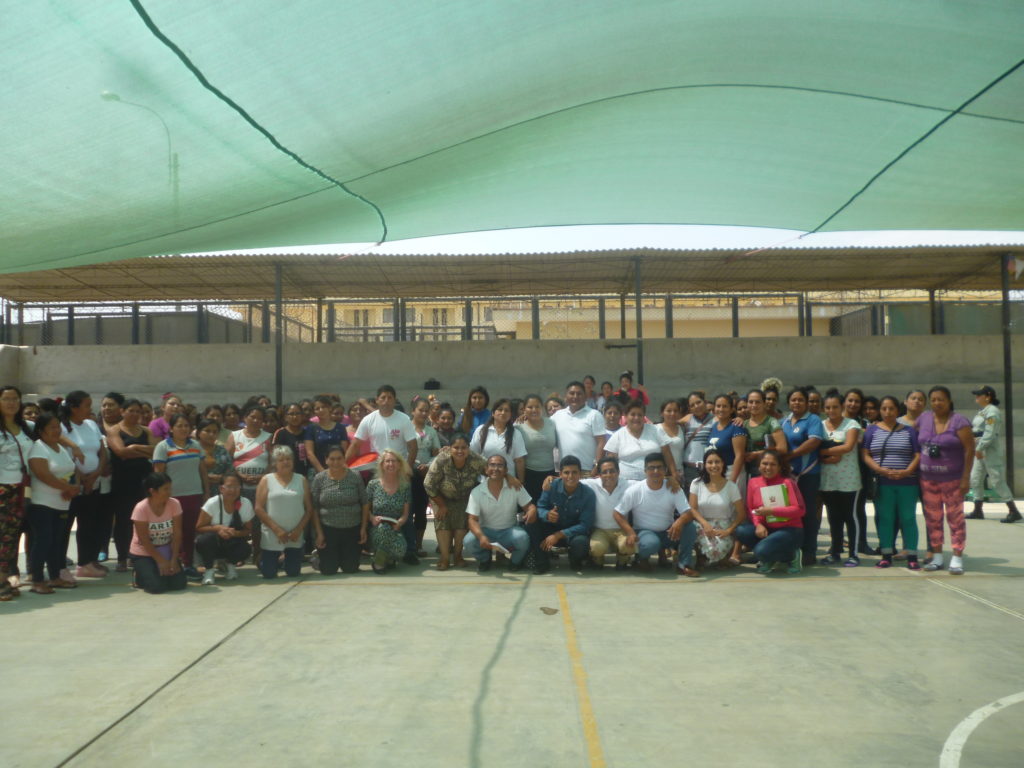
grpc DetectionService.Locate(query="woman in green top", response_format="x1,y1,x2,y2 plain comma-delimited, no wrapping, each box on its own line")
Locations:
743,389,787,478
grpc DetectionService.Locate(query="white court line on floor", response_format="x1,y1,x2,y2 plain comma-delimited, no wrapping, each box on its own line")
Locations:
939,690,1024,768
926,577,1024,622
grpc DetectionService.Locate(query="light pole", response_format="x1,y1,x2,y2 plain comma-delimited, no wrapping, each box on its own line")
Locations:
101,91,179,226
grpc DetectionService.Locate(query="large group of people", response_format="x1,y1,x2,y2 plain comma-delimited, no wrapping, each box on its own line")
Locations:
0,372,1018,600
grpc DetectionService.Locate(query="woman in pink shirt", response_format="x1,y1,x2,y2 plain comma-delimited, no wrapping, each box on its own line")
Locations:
130,472,187,594
735,450,805,575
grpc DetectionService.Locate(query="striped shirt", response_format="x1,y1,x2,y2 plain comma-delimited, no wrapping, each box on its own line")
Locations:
863,424,920,487
153,438,204,496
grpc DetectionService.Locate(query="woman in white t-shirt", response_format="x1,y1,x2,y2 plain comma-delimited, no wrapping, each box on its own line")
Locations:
688,449,744,567
471,399,527,483
195,472,253,584
60,390,109,580
604,400,675,481
27,413,80,593
655,399,686,476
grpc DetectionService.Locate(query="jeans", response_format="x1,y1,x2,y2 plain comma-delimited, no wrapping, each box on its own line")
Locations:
259,547,303,578
195,531,252,569
463,526,530,565
132,555,187,594
526,520,589,570
318,524,362,574
796,472,822,557
636,520,699,568
736,522,803,564
29,504,68,582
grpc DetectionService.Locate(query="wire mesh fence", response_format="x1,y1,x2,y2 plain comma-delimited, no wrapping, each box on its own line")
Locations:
0,292,1018,346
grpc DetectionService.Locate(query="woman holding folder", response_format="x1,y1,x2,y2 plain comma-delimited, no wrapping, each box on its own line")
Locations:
735,450,805,574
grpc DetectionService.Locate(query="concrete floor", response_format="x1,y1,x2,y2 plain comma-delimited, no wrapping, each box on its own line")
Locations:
2,506,1022,768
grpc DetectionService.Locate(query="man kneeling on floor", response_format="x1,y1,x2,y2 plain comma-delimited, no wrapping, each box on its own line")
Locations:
464,455,535,572
613,453,700,577
529,455,596,574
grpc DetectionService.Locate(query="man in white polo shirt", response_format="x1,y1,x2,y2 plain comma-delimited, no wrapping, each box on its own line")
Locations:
582,456,636,569
614,452,700,577
347,384,418,465
463,455,535,572
550,380,605,476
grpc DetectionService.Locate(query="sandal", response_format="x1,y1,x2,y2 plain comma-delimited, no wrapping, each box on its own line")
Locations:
875,557,892,569
0,584,14,601
843,556,860,568
49,578,78,589
30,582,55,594
922,561,943,572
436,561,450,571
819,553,841,565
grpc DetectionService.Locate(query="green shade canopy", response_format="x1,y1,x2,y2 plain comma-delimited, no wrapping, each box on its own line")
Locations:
3,1,1023,274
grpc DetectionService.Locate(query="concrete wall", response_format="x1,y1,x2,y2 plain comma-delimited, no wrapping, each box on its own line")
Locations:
5,335,1022,491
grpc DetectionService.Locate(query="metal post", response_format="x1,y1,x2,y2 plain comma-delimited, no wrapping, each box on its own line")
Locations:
598,298,606,340
531,299,540,340
391,299,399,341
797,294,806,336
664,294,673,338
805,298,813,337
316,298,324,343
619,295,626,339
275,264,283,404
3,302,10,344
633,257,644,385
67,305,75,346
17,303,24,346
1000,253,1015,492
245,304,253,343
731,297,740,338
131,303,140,344
928,289,938,335
463,300,472,341
196,304,205,343
261,301,271,343
870,305,880,336
327,302,336,342
94,315,102,345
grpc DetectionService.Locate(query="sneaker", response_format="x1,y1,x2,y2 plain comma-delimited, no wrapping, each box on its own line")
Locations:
477,560,492,573
788,550,803,574
755,561,776,574
97,552,108,563
226,564,238,580
843,556,860,568
75,564,105,578
508,562,523,573
93,561,110,574
182,566,202,581
58,569,77,584
819,553,841,566
922,561,943,572
202,570,216,585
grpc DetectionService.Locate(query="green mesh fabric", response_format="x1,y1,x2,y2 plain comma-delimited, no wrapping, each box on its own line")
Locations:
2,1,1022,274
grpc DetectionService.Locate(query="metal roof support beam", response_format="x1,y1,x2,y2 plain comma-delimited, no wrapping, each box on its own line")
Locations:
67,305,75,346
634,257,644,385
598,298,606,340
275,263,283,405
1001,252,1015,492
731,297,740,338
664,294,673,339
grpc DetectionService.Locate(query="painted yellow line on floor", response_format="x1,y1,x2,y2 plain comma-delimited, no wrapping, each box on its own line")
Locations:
557,583,607,768
926,578,1024,622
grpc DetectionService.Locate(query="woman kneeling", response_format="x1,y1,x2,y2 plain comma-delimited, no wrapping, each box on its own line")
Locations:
131,472,187,594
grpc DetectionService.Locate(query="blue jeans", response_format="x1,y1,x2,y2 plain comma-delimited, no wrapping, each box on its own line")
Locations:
736,523,803,564
463,526,530,565
636,521,698,567
259,547,303,578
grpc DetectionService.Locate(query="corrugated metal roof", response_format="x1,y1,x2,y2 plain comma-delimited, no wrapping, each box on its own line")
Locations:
0,245,1020,302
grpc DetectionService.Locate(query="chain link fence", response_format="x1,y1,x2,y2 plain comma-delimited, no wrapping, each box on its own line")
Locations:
0,292,1017,346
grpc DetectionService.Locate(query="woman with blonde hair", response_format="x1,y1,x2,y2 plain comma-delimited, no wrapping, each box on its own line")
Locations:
366,449,411,573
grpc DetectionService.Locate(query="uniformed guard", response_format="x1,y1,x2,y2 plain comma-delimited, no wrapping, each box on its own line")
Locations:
967,385,1020,523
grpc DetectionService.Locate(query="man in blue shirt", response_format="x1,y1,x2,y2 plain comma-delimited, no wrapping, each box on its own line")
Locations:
530,455,595,574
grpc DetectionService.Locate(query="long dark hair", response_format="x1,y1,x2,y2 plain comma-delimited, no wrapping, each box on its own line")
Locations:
476,397,515,455
461,385,490,434
59,390,90,430
697,449,727,484
759,449,792,478
32,412,62,442
0,385,29,437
